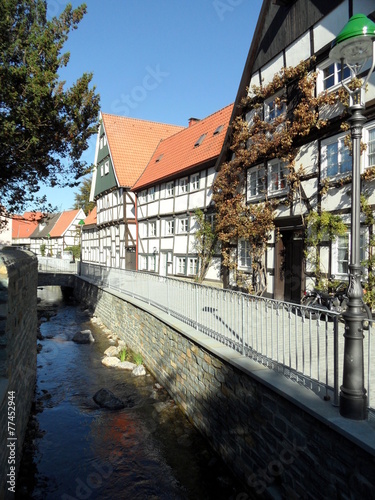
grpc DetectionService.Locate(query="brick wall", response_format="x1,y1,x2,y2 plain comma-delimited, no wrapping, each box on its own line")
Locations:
75,278,375,499
0,248,38,499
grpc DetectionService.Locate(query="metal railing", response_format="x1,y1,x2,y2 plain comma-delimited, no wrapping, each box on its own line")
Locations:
38,256,79,274
78,263,375,412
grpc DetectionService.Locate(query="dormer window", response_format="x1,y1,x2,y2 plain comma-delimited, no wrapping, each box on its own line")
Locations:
155,154,163,163
213,125,224,135
194,134,207,147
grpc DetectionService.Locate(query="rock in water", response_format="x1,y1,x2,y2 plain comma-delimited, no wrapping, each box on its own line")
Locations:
102,356,120,367
132,365,146,376
104,345,119,357
118,361,136,370
72,330,95,344
93,389,125,410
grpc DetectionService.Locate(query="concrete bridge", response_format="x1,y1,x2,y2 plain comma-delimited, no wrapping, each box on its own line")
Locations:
37,256,78,287
38,271,76,287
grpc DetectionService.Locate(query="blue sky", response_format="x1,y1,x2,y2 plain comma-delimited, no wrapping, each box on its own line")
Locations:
40,0,263,211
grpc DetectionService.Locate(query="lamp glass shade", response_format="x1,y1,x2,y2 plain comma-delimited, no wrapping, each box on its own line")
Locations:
329,14,375,74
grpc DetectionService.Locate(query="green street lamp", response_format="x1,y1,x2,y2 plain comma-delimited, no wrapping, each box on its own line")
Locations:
329,13,375,420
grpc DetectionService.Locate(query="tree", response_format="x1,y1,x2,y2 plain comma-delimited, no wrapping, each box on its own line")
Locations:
72,176,95,214
0,0,100,214
192,209,217,283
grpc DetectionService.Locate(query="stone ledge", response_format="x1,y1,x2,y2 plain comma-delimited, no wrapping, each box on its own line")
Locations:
78,277,375,457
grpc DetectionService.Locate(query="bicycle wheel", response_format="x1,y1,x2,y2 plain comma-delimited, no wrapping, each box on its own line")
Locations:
302,296,321,319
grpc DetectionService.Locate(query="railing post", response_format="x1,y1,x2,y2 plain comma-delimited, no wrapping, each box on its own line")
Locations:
167,277,170,315
333,316,339,407
196,284,199,330
241,294,245,355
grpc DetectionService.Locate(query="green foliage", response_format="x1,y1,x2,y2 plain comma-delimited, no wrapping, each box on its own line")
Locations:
40,243,46,256
64,245,80,260
72,176,95,213
119,348,128,362
305,211,346,289
360,196,375,310
192,209,217,282
132,353,143,366
0,0,100,213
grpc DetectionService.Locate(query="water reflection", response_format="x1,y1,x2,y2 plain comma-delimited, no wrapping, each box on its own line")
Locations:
17,286,247,499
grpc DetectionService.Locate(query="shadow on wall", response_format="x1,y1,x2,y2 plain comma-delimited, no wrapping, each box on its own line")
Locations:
73,278,375,499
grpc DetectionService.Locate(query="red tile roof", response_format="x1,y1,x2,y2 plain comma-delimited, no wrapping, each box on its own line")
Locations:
102,113,184,188
132,104,233,191
84,207,97,226
12,212,44,239
49,209,82,237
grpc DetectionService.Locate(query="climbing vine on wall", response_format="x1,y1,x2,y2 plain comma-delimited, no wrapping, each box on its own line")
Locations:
212,57,352,292
304,210,347,290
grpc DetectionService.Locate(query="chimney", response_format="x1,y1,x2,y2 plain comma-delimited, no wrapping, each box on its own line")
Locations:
188,117,200,127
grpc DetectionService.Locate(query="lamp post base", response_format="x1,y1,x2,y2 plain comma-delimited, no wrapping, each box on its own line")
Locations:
340,389,367,420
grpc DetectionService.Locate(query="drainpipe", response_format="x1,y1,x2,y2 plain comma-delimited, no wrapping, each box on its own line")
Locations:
135,195,138,271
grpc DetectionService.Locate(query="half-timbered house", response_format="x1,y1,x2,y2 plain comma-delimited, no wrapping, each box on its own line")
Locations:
30,209,85,257
132,104,233,283
87,113,184,269
12,212,44,249
216,0,375,302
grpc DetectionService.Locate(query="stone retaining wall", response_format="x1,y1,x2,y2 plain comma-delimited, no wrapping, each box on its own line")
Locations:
0,248,38,499
75,278,375,499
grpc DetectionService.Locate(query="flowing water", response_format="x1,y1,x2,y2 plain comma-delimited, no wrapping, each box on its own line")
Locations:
16,286,249,499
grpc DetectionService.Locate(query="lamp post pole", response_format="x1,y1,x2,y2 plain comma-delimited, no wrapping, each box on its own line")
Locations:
329,14,375,419
340,92,367,419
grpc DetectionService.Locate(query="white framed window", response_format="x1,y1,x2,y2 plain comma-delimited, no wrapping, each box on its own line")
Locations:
247,166,265,200
177,257,186,274
166,220,174,236
268,159,287,194
191,173,200,191
138,222,147,238
332,230,367,277
317,60,350,93
103,136,107,147
148,255,156,272
139,190,147,204
206,213,215,230
148,187,155,202
264,90,286,122
148,221,156,237
139,255,147,270
179,218,189,233
100,164,104,177
166,181,174,197
179,177,189,194
100,137,104,149
104,160,109,175
188,257,198,276
238,240,252,270
365,126,375,168
321,134,352,178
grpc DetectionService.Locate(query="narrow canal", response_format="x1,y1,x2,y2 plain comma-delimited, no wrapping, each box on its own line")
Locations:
16,286,249,499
